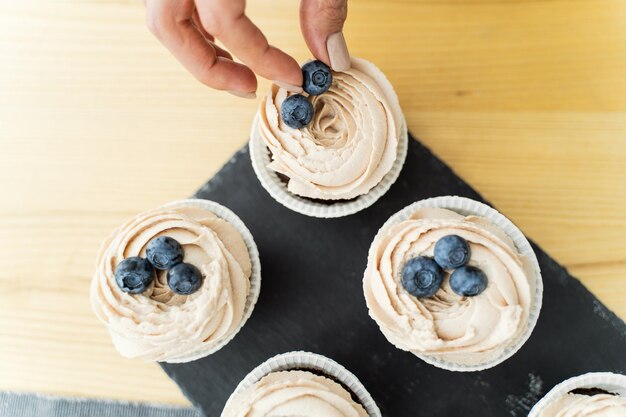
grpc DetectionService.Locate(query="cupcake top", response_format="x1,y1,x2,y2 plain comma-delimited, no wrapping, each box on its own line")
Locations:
254,57,403,200
363,207,534,366
537,391,626,416
222,370,369,417
91,202,251,362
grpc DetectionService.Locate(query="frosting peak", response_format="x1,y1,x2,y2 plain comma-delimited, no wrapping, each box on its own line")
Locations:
255,58,403,200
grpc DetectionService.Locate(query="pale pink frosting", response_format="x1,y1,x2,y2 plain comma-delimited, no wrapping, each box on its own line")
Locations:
363,207,534,366
222,371,368,417
91,204,251,362
254,57,402,200
538,393,626,416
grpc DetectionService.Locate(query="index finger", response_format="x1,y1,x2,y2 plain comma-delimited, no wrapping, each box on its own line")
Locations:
146,0,257,94
196,0,303,89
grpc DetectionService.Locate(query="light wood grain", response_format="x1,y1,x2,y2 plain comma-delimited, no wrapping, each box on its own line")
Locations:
1,0,625,406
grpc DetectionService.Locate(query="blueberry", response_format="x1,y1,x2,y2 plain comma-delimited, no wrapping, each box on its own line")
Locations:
280,94,314,129
450,266,488,297
302,60,332,95
401,256,444,298
115,257,155,294
146,236,184,270
167,262,203,295
434,235,471,269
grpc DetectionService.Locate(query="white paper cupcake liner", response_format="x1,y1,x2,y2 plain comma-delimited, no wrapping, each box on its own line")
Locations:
249,108,408,218
222,351,382,417
529,372,626,416
156,199,262,363
368,195,543,372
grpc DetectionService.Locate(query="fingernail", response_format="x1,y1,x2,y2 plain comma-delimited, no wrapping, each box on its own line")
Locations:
273,80,303,93
227,90,256,99
326,31,350,72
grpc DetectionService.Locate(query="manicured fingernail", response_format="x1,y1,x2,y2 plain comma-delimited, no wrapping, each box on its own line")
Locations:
273,81,303,93
326,32,350,72
227,90,256,99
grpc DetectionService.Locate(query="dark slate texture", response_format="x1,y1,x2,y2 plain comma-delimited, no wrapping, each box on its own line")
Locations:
161,137,626,417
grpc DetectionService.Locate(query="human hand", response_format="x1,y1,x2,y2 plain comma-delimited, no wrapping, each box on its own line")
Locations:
145,0,349,99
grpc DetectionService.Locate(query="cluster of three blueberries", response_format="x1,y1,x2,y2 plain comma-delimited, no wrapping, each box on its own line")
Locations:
115,237,202,296
402,235,488,298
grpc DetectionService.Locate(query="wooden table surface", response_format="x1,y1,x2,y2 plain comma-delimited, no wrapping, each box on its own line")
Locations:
1,0,625,406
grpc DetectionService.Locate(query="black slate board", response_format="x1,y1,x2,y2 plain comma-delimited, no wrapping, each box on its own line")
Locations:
161,136,626,417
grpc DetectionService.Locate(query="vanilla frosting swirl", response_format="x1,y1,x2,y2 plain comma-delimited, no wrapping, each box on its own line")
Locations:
222,371,369,417
255,57,402,200
363,208,534,365
91,204,251,362
538,393,626,416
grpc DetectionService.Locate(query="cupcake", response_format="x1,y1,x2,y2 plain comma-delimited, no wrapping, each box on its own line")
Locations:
222,351,381,417
363,196,543,371
91,199,261,363
250,57,408,218
529,372,626,416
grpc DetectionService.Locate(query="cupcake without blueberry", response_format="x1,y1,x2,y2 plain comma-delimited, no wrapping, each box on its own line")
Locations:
250,57,408,218
363,196,543,371
529,372,626,416
91,199,261,363
221,351,381,417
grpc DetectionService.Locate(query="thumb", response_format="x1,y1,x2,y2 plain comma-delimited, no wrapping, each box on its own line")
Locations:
300,0,350,71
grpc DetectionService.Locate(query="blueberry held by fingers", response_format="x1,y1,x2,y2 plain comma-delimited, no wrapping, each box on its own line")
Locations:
450,265,488,297
115,257,155,294
280,94,314,129
434,234,471,269
168,262,203,295
302,60,332,95
146,236,184,270
401,256,444,298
